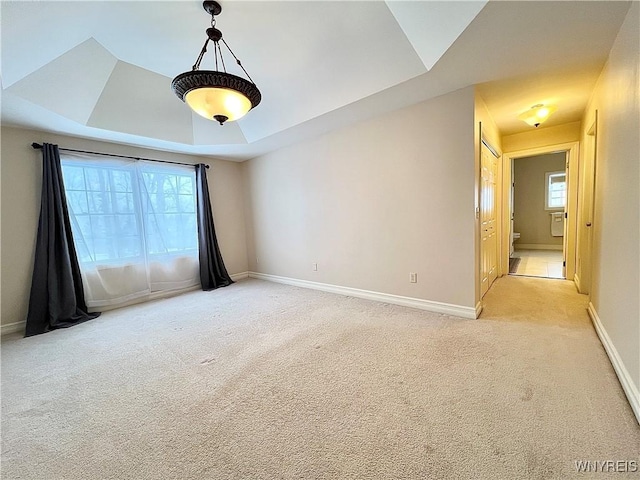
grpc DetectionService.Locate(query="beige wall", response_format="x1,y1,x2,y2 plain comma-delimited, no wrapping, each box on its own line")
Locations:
0,126,248,327
243,87,477,309
580,3,639,412
513,153,565,248
502,121,581,153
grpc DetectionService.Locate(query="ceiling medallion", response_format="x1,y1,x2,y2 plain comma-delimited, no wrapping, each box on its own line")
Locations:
518,104,557,128
172,1,261,125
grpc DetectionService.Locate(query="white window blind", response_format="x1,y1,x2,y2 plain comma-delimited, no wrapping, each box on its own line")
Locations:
61,153,199,308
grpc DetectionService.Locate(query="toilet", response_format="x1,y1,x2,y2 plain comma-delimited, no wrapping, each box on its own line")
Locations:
511,232,521,256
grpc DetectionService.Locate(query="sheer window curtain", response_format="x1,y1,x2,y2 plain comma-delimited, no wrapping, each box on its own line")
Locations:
61,154,200,308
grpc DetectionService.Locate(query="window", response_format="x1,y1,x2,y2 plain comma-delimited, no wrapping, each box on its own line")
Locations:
61,154,199,308
545,171,566,210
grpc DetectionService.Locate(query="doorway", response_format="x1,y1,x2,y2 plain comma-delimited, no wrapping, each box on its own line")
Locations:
501,142,579,282
509,152,567,279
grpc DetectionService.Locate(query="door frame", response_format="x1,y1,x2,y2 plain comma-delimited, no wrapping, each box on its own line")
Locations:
576,113,598,294
500,142,580,280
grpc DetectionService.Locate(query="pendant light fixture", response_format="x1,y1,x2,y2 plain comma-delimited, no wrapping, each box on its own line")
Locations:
172,1,261,125
518,104,557,128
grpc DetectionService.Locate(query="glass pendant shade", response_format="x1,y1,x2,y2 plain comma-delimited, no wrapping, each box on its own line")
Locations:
172,70,261,125
185,87,252,122
518,104,557,127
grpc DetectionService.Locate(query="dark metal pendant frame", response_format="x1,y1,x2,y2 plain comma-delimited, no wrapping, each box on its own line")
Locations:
171,1,261,124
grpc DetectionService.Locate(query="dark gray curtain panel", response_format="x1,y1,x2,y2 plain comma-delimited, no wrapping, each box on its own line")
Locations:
195,164,233,290
25,143,100,337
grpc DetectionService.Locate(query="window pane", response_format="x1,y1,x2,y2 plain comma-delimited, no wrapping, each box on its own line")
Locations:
547,171,566,209
87,191,111,214
182,215,198,249
115,193,135,213
85,168,107,191
112,170,132,192
139,169,197,256
146,235,163,255
62,166,86,190
162,176,178,196
74,215,92,238
75,242,93,263
116,214,137,236
67,191,89,214
92,236,115,261
163,195,178,213
62,158,198,264
117,236,141,258
141,172,157,196
179,176,194,195
178,194,195,213
90,215,115,239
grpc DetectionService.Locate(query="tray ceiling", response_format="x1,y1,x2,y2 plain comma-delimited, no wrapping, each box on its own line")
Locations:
0,1,631,160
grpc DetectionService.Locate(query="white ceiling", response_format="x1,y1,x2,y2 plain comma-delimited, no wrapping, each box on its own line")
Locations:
0,1,632,161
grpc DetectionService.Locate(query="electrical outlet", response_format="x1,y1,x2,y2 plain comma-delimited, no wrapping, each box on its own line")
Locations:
312,263,318,271
409,272,417,283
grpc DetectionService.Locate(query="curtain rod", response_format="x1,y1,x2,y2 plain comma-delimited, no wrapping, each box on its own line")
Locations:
31,143,209,169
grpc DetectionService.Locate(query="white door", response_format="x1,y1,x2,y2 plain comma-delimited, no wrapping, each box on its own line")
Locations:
481,143,498,297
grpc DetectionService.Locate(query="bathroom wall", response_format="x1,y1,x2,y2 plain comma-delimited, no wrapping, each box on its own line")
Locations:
513,152,566,249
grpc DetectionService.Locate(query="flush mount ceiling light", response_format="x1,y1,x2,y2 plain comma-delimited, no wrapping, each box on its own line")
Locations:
518,104,557,128
172,1,261,125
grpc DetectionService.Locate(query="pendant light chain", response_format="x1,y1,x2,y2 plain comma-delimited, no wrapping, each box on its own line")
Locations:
191,4,255,82
214,38,219,71
220,38,255,84
192,38,210,71
217,41,227,73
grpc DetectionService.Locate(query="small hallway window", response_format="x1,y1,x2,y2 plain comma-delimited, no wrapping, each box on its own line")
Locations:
545,171,566,210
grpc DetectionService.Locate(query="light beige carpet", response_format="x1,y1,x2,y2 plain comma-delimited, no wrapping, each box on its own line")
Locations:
2,277,638,479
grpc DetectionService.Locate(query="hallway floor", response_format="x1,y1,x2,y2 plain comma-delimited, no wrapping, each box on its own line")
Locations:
511,249,564,278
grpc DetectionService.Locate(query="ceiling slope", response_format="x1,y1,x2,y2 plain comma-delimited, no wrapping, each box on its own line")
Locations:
0,1,632,160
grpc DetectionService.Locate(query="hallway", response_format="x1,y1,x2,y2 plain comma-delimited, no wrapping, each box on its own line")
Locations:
479,275,639,458
510,249,564,279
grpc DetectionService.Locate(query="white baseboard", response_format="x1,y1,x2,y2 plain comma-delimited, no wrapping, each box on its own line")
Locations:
515,244,563,251
230,271,249,281
248,272,476,319
587,302,640,424
573,273,582,293
1,321,25,336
